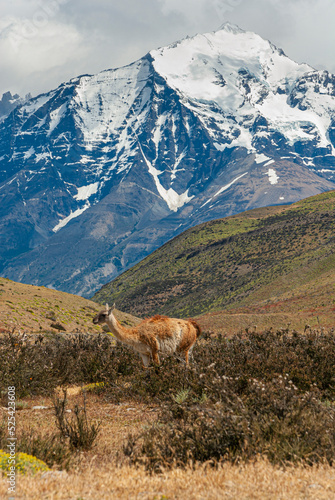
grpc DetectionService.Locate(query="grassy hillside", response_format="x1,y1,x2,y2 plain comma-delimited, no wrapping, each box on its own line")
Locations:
0,277,140,334
93,191,335,330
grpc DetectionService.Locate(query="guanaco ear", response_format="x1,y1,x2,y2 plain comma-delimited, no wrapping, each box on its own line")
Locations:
105,303,109,313
111,303,116,310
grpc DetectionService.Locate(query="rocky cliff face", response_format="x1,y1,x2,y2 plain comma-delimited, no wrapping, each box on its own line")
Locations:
0,91,31,121
0,23,335,297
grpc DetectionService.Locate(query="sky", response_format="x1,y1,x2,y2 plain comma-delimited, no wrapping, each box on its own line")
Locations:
0,0,334,98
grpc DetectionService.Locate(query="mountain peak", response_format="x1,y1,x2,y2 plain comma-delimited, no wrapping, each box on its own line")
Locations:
216,22,245,34
150,23,313,112
0,91,33,120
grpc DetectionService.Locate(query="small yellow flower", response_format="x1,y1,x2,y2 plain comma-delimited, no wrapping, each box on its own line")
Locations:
0,450,50,475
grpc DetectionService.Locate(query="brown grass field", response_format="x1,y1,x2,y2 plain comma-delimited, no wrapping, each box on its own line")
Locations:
1,391,335,500
0,276,140,335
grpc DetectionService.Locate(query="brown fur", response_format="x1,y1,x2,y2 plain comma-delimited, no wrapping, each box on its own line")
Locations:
188,319,202,338
93,305,200,367
147,315,169,322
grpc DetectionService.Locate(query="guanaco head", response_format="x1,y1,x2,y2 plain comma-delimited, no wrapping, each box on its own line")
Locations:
93,303,115,324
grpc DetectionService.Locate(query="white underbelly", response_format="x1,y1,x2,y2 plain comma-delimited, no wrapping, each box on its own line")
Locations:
132,342,151,355
157,330,182,354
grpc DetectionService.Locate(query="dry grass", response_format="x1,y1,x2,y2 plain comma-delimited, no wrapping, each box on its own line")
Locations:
0,392,158,464
1,458,334,499
0,277,140,335
1,392,335,499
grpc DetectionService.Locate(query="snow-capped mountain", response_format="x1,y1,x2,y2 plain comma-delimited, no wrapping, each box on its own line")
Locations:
0,91,32,121
1,23,335,296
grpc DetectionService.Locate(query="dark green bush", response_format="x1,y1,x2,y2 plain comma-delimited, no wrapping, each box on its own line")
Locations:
122,328,335,469
192,329,335,397
124,376,335,470
0,331,139,397
105,328,335,405
2,328,334,400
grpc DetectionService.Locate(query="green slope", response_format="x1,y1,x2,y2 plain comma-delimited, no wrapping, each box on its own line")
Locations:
92,191,335,320
0,277,140,335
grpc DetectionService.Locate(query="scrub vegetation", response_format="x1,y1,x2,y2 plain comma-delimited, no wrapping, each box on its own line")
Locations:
1,326,335,498
93,191,335,333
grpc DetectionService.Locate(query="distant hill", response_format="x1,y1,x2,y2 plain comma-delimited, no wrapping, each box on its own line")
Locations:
0,277,139,335
93,191,335,332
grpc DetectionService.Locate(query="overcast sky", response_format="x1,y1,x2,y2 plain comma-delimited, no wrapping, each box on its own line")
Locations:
0,0,334,98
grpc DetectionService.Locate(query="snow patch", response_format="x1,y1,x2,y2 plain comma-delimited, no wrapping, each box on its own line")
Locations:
255,154,271,164
53,204,90,232
23,147,35,160
140,145,193,212
266,168,279,185
213,142,226,151
213,172,248,198
201,172,248,208
303,158,315,166
35,152,51,162
24,92,55,115
74,182,99,201
73,60,151,148
48,103,67,135
152,113,168,154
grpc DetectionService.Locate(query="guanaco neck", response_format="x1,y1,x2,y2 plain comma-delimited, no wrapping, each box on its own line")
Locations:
105,312,136,345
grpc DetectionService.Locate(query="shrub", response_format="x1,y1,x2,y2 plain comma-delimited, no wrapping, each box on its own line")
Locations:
122,329,335,469
16,428,72,470
0,450,50,475
124,376,335,470
102,328,335,405
193,329,335,397
53,390,100,451
0,331,137,397
0,418,72,470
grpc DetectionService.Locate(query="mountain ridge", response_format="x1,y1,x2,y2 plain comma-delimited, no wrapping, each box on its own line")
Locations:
0,25,335,296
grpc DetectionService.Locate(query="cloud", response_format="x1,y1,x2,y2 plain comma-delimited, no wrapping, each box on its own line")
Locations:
0,17,86,96
0,0,186,96
0,0,334,97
